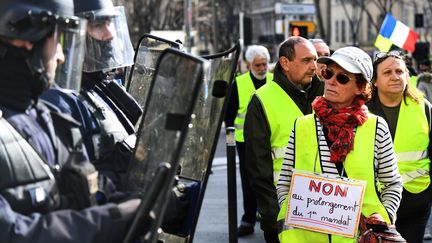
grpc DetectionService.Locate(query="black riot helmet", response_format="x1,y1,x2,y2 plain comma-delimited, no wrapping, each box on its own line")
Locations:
0,0,74,42
74,0,134,72
74,0,115,16
0,0,87,93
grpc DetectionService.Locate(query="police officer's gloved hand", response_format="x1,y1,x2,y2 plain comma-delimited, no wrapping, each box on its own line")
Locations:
97,173,132,204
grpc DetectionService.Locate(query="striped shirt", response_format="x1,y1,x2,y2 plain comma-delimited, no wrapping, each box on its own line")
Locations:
276,115,403,222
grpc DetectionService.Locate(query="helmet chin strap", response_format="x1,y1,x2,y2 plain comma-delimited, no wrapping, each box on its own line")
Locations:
25,38,50,101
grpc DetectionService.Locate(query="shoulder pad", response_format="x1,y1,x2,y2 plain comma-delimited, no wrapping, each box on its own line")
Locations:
50,111,81,127
39,99,61,112
39,101,81,126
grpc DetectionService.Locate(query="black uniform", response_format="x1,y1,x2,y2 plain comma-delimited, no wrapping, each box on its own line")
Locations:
41,73,136,191
0,42,135,243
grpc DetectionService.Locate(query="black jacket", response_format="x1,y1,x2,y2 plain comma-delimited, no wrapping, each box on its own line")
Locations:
243,63,323,231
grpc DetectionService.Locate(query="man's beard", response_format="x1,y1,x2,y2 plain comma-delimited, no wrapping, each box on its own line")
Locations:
251,69,266,80
85,37,115,70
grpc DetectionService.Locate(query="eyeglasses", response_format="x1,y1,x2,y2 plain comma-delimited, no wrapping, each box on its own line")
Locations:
321,68,351,85
374,50,403,62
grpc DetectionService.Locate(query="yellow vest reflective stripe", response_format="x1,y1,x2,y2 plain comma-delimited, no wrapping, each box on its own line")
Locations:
393,97,430,193
277,114,390,243
255,81,303,185
272,147,286,183
396,151,428,162
272,147,286,160
234,72,273,142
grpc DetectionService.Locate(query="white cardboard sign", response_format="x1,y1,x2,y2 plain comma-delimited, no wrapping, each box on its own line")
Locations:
285,170,366,238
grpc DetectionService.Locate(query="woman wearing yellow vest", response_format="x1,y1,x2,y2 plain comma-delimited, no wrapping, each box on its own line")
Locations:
367,51,432,243
276,47,403,243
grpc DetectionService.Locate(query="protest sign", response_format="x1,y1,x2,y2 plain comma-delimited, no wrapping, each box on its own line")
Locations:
285,170,366,238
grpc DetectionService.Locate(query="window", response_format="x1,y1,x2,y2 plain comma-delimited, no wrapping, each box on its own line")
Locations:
341,20,346,43
367,18,375,42
335,20,339,43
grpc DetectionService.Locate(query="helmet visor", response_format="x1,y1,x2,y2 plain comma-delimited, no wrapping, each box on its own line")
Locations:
53,17,87,90
80,6,134,72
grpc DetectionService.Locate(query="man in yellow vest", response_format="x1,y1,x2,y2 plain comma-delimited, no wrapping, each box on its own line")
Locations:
309,39,330,81
244,36,323,242
224,45,273,237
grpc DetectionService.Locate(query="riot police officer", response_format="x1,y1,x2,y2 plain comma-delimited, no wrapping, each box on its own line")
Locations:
0,0,140,242
41,0,138,191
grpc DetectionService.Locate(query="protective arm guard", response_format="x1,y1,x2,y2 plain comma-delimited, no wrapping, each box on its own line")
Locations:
0,115,59,215
0,194,137,243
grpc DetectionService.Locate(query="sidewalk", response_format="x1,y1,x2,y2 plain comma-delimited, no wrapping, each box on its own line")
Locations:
194,158,265,243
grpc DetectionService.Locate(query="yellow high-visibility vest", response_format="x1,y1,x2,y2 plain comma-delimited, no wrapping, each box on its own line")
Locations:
277,114,390,243
234,71,273,142
255,81,303,184
393,97,430,193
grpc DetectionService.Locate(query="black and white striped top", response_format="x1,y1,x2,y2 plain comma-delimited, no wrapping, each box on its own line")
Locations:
276,115,403,222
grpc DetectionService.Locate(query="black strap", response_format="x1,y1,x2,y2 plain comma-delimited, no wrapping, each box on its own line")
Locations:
78,91,107,123
424,101,432,176
101,80,142,125
92,85,135,135
425,101,432,133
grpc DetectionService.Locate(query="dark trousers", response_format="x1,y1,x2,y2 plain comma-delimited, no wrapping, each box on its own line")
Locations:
263,229,279,243
396,186,432,243
236,141,257,224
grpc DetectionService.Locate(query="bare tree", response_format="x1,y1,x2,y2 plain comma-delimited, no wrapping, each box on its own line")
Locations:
114,0,183,46
195,0,244,52
340,0,366,46
313,0,328,43
114,0,247,53
362,0,397,32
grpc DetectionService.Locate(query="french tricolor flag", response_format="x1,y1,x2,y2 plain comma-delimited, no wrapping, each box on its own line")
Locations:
374,13,419,52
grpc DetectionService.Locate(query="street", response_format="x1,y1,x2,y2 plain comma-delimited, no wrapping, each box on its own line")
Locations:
194,130,264,243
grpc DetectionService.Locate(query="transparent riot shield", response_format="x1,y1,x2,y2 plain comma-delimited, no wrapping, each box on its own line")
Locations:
125,34,181,109
123,48,206,243
158,42,241,242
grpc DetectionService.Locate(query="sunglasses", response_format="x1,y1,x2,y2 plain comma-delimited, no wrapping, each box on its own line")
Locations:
321,68,351,85
374,50,403,62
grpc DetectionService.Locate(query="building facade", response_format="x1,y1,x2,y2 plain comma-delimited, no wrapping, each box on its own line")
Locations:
246,0,431,60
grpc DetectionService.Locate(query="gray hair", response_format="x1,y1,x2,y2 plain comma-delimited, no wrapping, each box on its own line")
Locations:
418,72,432,84
309,39,327,45
245,45,270,63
